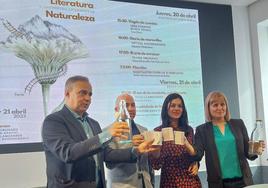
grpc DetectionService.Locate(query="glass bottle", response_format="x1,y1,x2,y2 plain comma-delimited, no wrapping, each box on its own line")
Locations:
249,120,265,155
117,100,132,144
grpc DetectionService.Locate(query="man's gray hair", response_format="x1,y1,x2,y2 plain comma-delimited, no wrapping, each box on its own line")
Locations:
65,75,89,92
115,93,134,107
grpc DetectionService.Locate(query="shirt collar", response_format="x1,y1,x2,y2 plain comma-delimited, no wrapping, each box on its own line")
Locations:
65,104,88,121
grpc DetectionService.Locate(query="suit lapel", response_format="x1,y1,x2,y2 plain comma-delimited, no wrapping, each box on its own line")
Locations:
207,122,222,177
228,120,242,156
61,106,87,140
136,122,146,134
228,120,238,138
228,120,237,138
86,117,101,136
86,117,105,185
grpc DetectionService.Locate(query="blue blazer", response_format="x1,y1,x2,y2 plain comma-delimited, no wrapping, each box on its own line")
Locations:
42,106,137,188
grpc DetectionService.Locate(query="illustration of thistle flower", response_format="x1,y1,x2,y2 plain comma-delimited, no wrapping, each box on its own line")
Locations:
0,15,89,116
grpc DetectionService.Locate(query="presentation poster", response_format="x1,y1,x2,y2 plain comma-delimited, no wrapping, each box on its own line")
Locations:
0,0,204,145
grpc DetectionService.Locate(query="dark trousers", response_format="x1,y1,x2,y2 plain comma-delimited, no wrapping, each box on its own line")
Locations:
222,177,246,188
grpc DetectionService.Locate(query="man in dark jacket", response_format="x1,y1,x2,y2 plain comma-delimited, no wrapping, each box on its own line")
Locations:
42,75,155,188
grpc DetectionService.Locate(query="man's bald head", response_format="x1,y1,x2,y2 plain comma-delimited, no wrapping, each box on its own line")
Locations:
115,93,136,119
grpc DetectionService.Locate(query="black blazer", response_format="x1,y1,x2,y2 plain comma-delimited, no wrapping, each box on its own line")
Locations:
193,119,257,188
42,106,137,188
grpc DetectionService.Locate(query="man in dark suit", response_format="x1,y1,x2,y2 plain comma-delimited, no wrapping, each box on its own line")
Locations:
42,75,155,188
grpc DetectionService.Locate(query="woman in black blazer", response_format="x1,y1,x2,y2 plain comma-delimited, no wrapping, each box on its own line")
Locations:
185,91,261,188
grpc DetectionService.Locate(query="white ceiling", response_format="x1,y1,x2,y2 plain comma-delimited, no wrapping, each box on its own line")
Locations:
182,0,258,6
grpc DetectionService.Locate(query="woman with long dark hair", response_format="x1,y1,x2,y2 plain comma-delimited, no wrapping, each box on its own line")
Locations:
149,93,201,188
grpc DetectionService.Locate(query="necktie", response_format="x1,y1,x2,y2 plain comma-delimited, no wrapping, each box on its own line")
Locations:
80,118,91,138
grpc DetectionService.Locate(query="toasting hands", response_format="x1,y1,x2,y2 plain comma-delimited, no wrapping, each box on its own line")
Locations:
135,139,161,154
132,134,144,146
109,122,130,139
